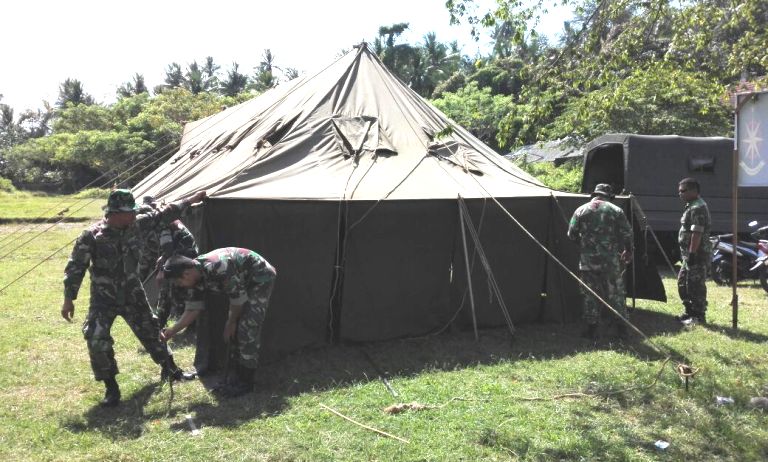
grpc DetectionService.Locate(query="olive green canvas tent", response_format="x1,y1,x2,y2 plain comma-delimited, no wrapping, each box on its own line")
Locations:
134,44,661,359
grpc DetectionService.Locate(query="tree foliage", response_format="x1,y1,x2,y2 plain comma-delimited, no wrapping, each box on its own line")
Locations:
441,0,750,148
2,89,253,191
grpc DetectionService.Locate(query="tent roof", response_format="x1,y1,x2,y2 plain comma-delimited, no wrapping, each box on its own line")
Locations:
134,44,564,201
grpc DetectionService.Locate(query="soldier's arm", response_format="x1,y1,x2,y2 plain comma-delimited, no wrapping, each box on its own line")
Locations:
62,229,93,321
160,288,203,340
689,207,706,254
137,190,207,233
567,210,580,241
618,211,634,252
161,309,202,341
158,227,174,261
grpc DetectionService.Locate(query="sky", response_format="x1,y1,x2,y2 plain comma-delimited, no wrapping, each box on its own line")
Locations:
0,0,572,112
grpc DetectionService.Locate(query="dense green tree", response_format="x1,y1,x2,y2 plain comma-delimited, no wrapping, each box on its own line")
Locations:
544,62,732,141
432,82,514,151
56,78,94,108
2,89,251,190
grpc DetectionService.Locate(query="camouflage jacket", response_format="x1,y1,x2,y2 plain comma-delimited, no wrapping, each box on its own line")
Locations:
159,220,198,262
137,225,161,281
63,200,193,305
567,197,633,271
183,247,276,311
138,219,199,280
679,197,712,258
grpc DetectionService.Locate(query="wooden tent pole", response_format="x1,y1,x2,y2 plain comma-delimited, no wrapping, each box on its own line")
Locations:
458,197,479,341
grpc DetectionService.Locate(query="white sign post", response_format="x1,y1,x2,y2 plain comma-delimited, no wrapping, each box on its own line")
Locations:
733,91,768,328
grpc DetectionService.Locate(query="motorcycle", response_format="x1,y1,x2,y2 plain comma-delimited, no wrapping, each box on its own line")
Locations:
710,220,768,293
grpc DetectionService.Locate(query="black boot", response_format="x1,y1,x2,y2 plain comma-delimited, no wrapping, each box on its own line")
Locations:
100,377,121,407
220,364,255,398
581,323,598,341
160,356,196,382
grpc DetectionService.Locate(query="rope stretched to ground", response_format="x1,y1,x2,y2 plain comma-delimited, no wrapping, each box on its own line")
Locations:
497,357,672,428
320,403,409,443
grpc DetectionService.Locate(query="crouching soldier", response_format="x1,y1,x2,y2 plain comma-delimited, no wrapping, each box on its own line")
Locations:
159,248,277,397
62,189,204,407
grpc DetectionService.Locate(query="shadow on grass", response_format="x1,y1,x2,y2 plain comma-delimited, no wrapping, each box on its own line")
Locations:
61,382,162,440
63,304,753,435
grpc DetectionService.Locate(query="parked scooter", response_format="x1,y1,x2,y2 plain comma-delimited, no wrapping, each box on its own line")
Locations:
710,221,768,293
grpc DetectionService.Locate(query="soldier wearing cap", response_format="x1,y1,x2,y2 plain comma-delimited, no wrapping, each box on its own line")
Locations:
61,188,206,407
676,177,711,324
159,247,277,398
567,184,634,340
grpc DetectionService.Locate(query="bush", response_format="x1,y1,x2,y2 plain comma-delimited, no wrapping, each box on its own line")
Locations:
73,187,110,199
514,159,583,193
0,176,16,193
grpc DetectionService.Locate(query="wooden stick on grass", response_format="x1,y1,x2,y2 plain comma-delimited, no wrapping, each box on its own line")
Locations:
320,403,409,444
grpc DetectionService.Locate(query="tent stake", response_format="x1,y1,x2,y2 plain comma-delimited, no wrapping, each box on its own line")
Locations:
458,197,479,341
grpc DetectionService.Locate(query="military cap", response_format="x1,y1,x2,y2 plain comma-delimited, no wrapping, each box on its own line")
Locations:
104,189,139,213
591,183,614,199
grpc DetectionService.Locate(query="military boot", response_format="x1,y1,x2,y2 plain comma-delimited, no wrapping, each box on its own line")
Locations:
160,356,196,382
220,364,255,398
100,377,121,407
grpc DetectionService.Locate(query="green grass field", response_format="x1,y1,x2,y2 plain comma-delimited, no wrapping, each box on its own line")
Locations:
1,193,767,461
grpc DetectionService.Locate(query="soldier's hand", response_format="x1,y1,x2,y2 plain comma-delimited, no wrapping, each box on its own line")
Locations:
621,250,633,264
159,328,174,342
223,321,237,342
190,190,207,204
61,299,75,322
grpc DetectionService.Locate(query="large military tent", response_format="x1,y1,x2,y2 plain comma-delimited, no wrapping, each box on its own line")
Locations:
133,44,656,359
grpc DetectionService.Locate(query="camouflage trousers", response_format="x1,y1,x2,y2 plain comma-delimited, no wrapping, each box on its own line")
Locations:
579,269,627,325
82,299,171,381
234,274,276,369
154,280,185,328
678,262,708,316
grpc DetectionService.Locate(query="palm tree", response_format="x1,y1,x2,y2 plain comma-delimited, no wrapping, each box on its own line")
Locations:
56,78,94,108
220,62,249,96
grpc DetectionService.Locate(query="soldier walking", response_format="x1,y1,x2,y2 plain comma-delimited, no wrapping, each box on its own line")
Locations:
676,178,711,324
61,189,205,407
159,247,277,397
568,184,633,340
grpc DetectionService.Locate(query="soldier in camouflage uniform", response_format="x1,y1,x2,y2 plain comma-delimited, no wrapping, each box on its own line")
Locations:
153,219,199,327
676,178,711,324
568,184,634,340
137,197,161,282
159,247,277,397
136,195,200,327
61,189,205,407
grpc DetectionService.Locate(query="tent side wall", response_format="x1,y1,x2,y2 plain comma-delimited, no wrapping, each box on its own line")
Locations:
339,197,569,342
203,199,339,358
339,200,458,341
